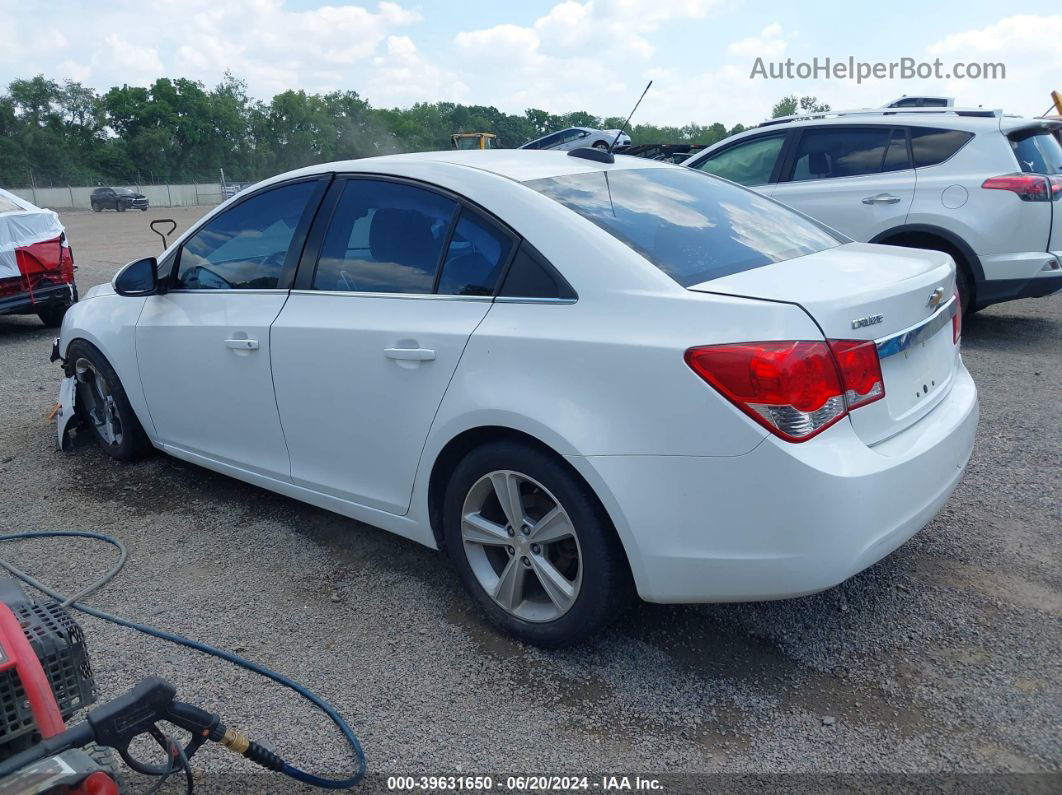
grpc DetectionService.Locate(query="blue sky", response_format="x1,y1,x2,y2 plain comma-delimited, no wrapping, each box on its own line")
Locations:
1,1,1060,126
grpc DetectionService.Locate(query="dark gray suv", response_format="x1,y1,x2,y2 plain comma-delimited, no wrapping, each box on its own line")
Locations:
90,187,149,212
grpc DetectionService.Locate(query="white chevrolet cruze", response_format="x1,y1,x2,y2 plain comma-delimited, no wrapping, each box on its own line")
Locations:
53,150,978,646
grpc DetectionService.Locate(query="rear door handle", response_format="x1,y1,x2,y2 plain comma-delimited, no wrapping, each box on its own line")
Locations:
225,338,259,351
384,347,435,361
862,193,902,205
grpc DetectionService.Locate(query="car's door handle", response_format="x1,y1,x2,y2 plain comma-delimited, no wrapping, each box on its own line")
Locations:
862,193,902,205
224,338,259,351
384,347,435,361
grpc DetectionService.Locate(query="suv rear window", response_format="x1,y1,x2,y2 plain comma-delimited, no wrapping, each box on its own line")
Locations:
524,168,843,287
909,127,973,167
1010,131,1062,175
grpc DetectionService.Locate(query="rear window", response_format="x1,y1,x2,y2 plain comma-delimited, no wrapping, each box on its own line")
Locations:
909,127,973,167
524,167,843,287
1010,131,1062,175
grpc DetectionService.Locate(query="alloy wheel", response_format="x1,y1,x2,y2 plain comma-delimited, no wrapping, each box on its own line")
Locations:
461,470,582,622
74,358,124,447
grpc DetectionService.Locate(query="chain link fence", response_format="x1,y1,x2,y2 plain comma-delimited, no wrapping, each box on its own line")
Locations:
1,171,255,210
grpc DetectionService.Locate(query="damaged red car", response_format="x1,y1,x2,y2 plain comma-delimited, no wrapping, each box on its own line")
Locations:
0,188,76,327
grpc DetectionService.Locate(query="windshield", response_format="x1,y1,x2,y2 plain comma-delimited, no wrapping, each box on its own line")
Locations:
114,188,135,195
524,167,843,286
1010,131,1062,175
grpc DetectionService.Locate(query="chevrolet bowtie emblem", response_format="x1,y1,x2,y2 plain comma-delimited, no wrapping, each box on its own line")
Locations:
927,287,945,309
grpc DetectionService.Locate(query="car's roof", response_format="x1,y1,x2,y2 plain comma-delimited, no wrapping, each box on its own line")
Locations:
285,149,672,184
688,111,1062,160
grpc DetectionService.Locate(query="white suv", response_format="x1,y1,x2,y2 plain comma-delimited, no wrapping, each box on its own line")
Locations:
683,108,1062,312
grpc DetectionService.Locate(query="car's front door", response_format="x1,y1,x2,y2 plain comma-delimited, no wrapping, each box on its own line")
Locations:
135,177,325,480
770,126,915,241
270,176,515,514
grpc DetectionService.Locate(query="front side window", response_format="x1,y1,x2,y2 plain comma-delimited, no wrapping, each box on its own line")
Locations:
436,209,514,296
175,180,316,290
313,179,457,294
526,167,842,287
791,127,892,181
693,135,784,186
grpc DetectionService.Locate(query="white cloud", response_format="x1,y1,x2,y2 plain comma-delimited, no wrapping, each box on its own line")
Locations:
366,36,470,106
728,23,787,58
0,0,422,99
453,0,720,118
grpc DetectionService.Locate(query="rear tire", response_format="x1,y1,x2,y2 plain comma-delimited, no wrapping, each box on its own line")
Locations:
443,440,634,647
91,201,101,213
66,340,152,461
955,264,974,315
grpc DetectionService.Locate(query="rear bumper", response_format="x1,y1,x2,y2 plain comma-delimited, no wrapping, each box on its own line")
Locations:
0,282,75,316
977,272,1062,307
569,363,978,603
977,251,1062,307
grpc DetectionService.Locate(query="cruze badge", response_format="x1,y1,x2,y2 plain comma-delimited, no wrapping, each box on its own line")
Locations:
851,314,884,329
927,287,945,309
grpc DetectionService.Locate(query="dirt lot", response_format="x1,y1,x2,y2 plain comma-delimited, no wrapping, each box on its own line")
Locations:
0,206,1059,791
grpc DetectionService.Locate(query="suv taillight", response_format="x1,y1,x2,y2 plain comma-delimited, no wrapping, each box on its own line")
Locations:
982,173,1061,201
684,340,884,443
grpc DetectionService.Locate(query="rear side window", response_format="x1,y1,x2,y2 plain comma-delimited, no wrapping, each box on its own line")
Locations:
498,243,575,300
791,127,892,180
909,127,974,168
525,168,842,287
1009,131,1062,175
693,135,784,186
882,128,912,171
436,209,514,296
176,180,316,290
313,179,457,294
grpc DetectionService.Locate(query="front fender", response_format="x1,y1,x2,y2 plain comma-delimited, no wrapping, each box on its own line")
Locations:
58,293,156,441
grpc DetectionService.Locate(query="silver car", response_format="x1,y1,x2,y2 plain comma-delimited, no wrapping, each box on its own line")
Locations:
519,127,631,151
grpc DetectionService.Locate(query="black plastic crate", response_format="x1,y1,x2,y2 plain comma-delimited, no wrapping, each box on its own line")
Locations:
0,602,96,745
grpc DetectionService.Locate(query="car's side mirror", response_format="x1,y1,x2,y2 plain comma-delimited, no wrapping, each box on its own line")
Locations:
114,257,158,296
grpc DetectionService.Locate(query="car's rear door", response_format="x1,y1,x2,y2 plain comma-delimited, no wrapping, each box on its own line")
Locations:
135,177,327,480
771,125,914,240
270,176,516,514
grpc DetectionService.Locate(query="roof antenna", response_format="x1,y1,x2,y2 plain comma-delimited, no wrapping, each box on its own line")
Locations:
610,80,652,153
567,80,653,165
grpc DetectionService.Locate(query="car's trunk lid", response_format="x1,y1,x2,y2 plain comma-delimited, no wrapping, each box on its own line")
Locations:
688,242,960,445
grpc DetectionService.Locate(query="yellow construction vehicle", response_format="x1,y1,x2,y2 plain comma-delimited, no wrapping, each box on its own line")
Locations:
450,133,498,150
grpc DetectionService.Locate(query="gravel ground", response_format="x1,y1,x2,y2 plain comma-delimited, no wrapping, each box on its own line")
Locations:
0,206,1059,792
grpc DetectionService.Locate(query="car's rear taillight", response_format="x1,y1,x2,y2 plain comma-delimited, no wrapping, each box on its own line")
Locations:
981,173,1059,201
827,339,885,409
685,339,884,442
952,290,962,344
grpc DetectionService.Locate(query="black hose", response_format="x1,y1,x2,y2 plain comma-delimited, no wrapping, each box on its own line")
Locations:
0,531,366,789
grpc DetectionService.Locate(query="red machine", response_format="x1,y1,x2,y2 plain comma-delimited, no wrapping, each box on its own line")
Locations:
0,188,77,328
0,579,119,794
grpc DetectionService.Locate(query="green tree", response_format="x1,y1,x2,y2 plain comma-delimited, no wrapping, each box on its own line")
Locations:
771,94,830,118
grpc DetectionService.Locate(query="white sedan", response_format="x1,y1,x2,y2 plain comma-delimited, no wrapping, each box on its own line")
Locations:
53,150,978,646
